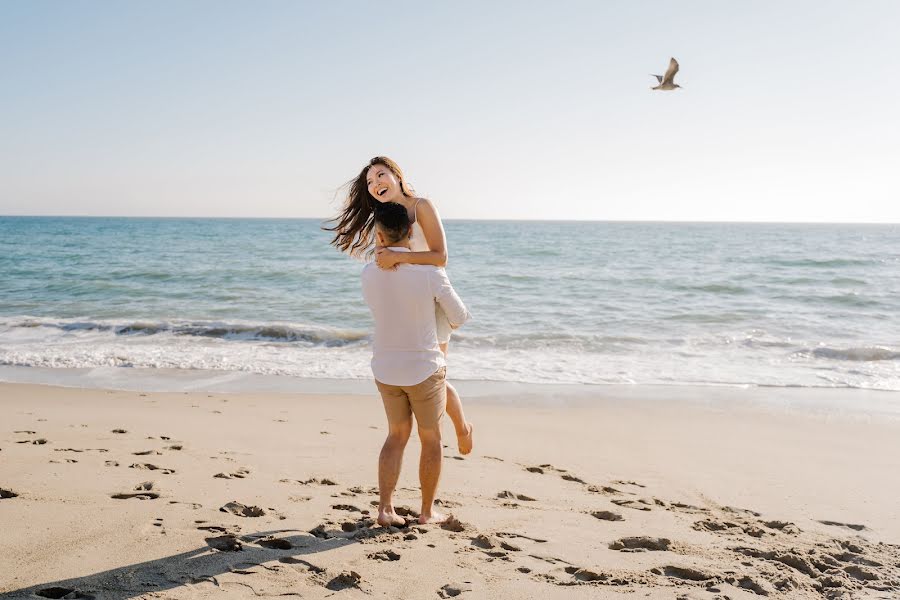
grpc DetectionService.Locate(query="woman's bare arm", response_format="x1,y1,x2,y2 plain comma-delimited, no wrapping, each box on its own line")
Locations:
375,199,448,268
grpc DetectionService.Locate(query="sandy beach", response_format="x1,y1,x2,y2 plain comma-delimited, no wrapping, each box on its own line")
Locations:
1,381,899,599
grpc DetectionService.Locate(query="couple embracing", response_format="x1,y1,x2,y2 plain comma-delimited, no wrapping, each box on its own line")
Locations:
326,157,472,526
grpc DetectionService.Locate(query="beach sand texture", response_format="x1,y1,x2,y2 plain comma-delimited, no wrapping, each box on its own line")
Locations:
1,382,899,599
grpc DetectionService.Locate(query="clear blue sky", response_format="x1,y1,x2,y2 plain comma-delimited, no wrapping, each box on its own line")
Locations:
1,1,898,221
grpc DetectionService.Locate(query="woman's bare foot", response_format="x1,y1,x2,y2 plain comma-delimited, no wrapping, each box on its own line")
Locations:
418,510,449,525
457,422,473,455
377,507,406,527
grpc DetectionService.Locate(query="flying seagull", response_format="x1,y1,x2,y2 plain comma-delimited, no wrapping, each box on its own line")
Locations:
651,57,681,90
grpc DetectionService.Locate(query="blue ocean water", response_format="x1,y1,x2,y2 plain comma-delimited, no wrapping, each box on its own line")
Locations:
1,216,899,390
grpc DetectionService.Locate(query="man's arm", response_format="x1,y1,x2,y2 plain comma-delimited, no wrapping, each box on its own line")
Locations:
429,269,470,329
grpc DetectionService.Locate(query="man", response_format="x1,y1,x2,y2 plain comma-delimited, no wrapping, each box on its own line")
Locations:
362,201,471,526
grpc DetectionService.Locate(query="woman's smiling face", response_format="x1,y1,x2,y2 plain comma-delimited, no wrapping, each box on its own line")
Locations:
366,164,403,203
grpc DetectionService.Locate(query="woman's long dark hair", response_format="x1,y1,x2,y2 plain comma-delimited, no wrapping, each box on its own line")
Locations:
323,156,416,258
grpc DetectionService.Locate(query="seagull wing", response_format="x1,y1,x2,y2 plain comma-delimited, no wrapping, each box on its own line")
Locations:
662,58,679,85
650,74,663,83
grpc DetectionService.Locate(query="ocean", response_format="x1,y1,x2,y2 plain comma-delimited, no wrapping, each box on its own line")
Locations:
1,217,898,391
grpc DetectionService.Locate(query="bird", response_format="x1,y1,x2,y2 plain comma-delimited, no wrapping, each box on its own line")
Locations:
651,57,681,90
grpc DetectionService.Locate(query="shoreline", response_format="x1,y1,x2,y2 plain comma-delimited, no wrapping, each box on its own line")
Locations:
2,365,900,421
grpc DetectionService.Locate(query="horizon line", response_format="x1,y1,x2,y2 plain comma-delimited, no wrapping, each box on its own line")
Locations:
1,214,898,226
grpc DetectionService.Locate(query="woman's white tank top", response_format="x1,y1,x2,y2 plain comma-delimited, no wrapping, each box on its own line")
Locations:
408,200,429,252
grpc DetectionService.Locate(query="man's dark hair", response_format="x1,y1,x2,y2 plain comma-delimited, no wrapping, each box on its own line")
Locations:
372,201,410,244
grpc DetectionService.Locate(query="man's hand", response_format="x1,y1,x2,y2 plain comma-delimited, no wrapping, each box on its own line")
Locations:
375,247,401,270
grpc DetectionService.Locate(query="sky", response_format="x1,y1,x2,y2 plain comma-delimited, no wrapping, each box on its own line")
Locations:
1,1,898,222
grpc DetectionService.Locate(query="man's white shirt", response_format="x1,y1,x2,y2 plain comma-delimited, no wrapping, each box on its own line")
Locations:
362,248,470,386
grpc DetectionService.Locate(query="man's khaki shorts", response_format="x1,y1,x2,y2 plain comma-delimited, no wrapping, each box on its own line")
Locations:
375,366,447,430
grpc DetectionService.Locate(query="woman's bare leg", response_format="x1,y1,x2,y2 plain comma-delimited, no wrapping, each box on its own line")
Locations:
440,341,473,455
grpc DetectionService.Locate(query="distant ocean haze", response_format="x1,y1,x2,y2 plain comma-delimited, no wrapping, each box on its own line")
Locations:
1,216,899,391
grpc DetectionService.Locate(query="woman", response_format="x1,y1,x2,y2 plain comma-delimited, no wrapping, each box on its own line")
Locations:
325,156,473,455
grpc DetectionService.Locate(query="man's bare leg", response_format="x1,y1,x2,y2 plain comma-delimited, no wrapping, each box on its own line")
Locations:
378,419,412,527
440,342,473,455
417,425,448,524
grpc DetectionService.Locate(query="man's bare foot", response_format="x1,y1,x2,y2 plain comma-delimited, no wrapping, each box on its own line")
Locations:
377,508,406,527
418,510,449,525
457,422,474,455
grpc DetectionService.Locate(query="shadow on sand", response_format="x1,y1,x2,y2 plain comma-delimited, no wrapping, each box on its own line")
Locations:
0,520,406,600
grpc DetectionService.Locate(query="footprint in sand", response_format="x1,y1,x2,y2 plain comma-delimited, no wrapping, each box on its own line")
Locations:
763,520,801,534
723,505,761,517
496,490,536,501
129,463,175,474
524,464,588,484
132,450,161,456
611,498,652,511
368,549,401,561
612,480,646,488
111,491,160,500
667,501,708,514
1,488,19,499
471,534,522,552
692,519,740,533
497,531,548,543
104,460,119,467
14,430,36,434
280,477,338,486
332,503,362,512
693,518,769,538
609,536,671,552
817,519,868,531
112,429,127,434
220,501,265,517
394,506,420,518
591,510,624,522
16,438,48,445
279,556,327,576
256,536,293,549
652,565,716,582
214,467,250,479
562,566,613,583
435,498,462,508
440,517,466,532
197,525,232,533
206,534,242,552
325,571,363,592
438,582,473,597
